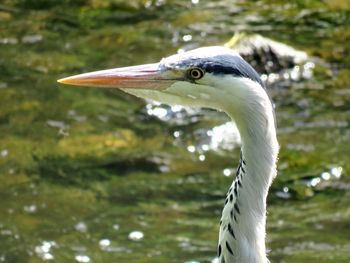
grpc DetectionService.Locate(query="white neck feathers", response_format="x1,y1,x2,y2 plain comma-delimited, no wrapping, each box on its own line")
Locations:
217,77,279,263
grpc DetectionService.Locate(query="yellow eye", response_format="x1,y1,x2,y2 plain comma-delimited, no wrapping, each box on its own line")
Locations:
188,68,204,80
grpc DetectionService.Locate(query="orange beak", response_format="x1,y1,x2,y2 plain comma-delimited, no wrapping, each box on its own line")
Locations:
58,63,179,90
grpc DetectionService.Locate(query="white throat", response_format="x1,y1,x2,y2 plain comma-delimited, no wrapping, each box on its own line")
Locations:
216,77,279,263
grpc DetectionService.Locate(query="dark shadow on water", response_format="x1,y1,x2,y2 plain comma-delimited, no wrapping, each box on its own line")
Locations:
34,154,160,186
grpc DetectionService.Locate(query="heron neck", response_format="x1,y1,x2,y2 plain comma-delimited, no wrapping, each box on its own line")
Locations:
218,79,279,263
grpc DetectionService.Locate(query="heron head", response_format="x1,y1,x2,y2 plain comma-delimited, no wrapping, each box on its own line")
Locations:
58,46,264,111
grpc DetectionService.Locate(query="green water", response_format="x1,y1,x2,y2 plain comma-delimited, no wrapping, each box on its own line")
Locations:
0,0,349,262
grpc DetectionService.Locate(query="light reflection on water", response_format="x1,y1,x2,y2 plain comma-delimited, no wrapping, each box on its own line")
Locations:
128,230,144,241
304,166,343,187
262,62,315,85
35,241,56,261
276,166,344,200
146,101,242,154
207,122,241,152
75,255,90,263
75,222,88,233
99,238,111,249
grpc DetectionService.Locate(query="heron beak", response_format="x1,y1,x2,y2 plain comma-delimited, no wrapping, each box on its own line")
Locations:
57,63,177,90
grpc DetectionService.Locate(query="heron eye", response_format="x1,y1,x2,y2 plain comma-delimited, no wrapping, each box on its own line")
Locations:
188,68,204,80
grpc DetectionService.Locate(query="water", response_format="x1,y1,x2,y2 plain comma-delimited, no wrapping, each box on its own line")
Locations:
0,0,349,262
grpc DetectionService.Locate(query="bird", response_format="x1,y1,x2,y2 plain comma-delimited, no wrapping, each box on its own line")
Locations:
58,46,279,263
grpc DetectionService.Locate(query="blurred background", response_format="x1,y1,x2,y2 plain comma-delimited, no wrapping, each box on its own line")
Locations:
0,0,349,262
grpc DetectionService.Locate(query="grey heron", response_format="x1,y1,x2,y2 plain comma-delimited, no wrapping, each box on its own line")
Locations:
58,46,279,263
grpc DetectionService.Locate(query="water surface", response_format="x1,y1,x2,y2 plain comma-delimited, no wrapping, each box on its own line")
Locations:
0,0,349,262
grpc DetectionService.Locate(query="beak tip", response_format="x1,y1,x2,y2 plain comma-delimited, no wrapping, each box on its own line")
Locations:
57,78,65,84
57,77,74,85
